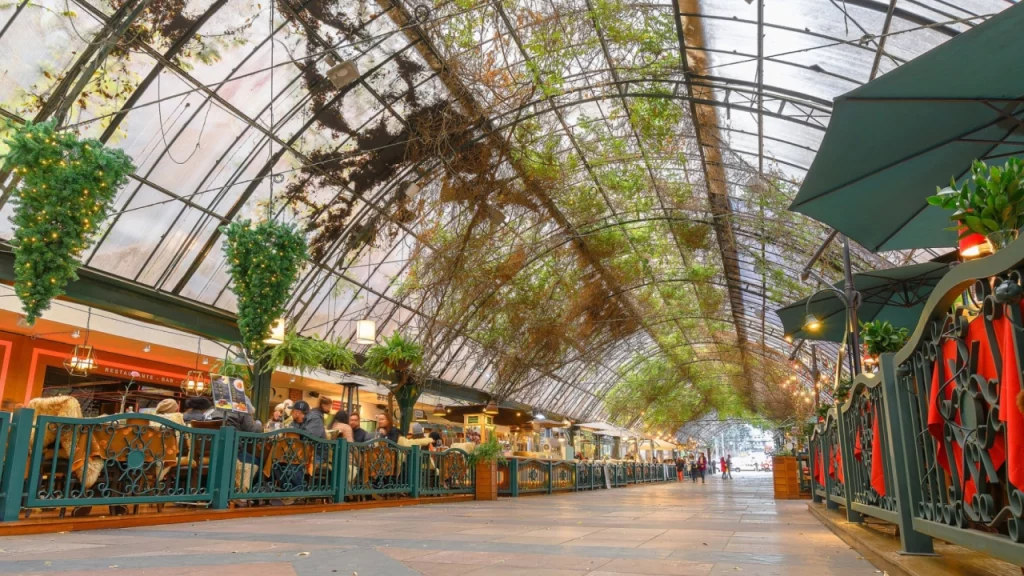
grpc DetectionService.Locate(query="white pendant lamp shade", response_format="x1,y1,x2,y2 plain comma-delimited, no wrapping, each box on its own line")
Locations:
263,317,286,345
356,319,376,345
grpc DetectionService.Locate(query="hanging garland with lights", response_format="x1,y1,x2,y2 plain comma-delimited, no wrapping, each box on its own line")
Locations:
2,121,135,324
221,219,307,355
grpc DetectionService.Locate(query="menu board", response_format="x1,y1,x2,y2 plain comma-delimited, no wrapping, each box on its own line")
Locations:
211,375,249,413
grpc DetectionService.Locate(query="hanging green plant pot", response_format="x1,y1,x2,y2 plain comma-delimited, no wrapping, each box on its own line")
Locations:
2,121,135,324
221,219,307,355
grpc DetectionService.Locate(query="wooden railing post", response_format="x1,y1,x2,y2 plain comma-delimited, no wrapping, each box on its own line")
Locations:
210,426,236,510
0,409,33,522
881,353,935,555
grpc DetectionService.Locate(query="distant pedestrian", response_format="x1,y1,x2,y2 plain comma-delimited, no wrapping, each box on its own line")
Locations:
697,454,706,484
720,456,727,479
726,454,734,479
689,457,698,483
675,457,685,482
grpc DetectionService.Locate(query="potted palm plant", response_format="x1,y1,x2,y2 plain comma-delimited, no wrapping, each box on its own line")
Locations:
363,332,424,433
468,435,506,501
928,157,1024,252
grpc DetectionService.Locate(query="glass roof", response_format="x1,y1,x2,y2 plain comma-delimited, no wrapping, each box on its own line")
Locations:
0,0,1015,422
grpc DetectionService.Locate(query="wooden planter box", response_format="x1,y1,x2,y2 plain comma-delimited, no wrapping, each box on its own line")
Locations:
475,460,498,501
772,456,803,500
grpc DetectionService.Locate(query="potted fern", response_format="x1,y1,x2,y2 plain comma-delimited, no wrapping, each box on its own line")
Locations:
262,330,326,375
363,332,424,375
469,435,507,501
317,337,356,372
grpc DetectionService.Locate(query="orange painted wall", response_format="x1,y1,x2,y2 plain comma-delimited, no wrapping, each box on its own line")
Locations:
0,331,193,411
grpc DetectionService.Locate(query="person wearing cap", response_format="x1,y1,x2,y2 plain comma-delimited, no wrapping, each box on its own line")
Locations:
290,400,326,439
408,422,425,440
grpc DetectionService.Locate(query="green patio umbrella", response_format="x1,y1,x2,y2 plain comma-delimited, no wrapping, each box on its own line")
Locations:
775,260,952,343
789,3,1024,252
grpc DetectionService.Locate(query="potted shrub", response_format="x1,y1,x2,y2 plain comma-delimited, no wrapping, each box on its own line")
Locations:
469,436,506,501
859,320,909,369
928,157,1024,252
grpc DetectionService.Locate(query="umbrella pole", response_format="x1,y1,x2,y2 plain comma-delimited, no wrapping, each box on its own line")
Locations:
841,235,862,376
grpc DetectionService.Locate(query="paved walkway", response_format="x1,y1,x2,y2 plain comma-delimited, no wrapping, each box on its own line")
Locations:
0,473,877,575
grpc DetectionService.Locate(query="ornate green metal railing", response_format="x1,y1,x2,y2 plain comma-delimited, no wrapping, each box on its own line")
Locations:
229,429,337,501
346,439,414,496
420,448,473,496
840,374,899,522
0,409,678,520
803,240,1024,564
890,242,1024,565
15,412,221,513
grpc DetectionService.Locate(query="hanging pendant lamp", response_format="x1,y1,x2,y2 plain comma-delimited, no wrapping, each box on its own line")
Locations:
65,309,96,376
433,402,446,417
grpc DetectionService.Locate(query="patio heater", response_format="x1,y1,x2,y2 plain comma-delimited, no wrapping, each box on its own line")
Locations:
339,380,362,416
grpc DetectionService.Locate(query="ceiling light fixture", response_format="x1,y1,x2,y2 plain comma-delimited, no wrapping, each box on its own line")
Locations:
324,54,359,89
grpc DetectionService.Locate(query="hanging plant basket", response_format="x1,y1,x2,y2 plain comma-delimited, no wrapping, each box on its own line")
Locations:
222,219,308,355
363,332,423,377
2,121,134,324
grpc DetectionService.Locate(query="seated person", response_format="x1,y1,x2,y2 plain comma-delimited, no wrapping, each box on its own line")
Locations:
350,412,371,443
182,396,213,423
329,410,354,442
289,400,325,439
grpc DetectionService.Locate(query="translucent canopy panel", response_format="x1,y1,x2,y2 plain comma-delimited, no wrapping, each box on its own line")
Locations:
0,0,1012,423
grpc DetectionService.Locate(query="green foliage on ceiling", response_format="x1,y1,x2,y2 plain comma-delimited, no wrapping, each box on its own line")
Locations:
2,121,134,324
222,219,308,355
604,354,750,431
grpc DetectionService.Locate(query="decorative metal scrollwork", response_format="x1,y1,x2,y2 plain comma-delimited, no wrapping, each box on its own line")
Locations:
898,268,1024,544
26,414,217,506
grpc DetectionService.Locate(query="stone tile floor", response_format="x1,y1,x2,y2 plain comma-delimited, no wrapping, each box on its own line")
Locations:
0,472,878,575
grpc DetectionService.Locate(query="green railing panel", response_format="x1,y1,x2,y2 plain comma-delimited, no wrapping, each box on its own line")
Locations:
420,448,473,495
345,439,413,496
228,429,338,501
23,413,221,508
0,411,9,486
890,242,1024,565
551,460,576,492
515,458,551,493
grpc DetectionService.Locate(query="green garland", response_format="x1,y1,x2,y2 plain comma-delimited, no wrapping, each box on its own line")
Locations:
2,121,134,324
222,219,307,355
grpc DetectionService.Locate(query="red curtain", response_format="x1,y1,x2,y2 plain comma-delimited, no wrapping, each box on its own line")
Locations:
870,414,886,496
928,314,1008,503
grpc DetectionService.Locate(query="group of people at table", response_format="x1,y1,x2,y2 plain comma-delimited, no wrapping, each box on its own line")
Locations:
173,381,446,450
